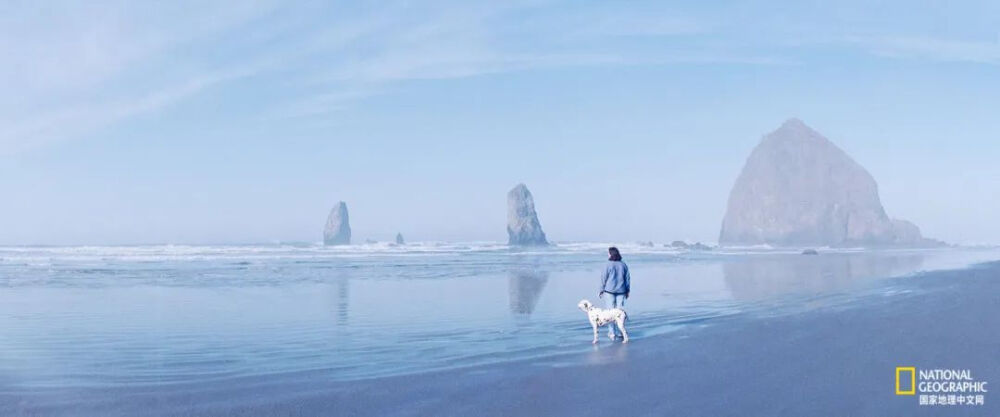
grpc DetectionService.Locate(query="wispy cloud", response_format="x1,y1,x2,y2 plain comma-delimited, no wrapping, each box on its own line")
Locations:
1,68,256,155
845,35,1000,64
16,1,984,152
267,2,780,119
0,0,281,152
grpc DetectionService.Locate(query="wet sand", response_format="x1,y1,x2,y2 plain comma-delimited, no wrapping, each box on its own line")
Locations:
3,262,998,417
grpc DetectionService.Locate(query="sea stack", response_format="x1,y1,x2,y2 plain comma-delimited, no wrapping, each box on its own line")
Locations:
506,183,548,246
719,118,934,247
395,232,405,245
324,201,351,245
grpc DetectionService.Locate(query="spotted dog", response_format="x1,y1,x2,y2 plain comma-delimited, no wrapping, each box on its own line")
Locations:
577,299,629,344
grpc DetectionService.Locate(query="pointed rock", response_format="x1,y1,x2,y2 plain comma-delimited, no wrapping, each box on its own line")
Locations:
324,201,351,245
395,232,405,245
506,184,548,246
720,119,903,247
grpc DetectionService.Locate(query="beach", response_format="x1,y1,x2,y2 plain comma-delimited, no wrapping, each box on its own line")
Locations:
320,262,999,417
1,246,998,416
9,2,1000,415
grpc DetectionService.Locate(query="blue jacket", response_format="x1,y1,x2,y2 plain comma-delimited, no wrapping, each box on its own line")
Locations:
601,261,630,294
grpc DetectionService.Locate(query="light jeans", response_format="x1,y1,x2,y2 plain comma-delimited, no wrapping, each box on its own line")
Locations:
603,293,626,337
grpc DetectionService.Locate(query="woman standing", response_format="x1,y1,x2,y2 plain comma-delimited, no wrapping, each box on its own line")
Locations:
599,246,630,340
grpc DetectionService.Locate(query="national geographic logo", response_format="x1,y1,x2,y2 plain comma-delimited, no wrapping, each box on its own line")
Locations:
896,367,916,395
896,366,988,407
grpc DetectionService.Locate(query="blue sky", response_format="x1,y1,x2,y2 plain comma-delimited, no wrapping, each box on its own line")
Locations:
2,0,999,245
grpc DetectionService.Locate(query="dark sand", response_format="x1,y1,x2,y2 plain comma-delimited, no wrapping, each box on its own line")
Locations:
4,262,998,417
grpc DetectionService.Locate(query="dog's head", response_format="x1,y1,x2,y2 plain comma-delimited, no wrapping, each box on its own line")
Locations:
577,299,592,312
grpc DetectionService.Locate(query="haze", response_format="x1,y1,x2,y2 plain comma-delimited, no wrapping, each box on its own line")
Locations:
2,1,999,245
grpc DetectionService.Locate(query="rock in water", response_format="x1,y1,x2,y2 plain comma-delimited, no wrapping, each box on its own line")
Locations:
689,242,713,251
720,119,920,247
324,201,351,245
506,184,548,246
890,219,943,246
395,232,405,245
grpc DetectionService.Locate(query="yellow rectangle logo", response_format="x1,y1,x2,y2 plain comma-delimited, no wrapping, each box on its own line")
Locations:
896,367,916,395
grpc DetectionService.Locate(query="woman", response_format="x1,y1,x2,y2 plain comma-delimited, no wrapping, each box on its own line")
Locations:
599,246,630,340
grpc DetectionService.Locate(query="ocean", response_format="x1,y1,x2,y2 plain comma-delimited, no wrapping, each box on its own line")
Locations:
1,243,998,395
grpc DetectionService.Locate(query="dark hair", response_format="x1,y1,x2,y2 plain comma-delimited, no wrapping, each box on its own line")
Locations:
608,247,622,262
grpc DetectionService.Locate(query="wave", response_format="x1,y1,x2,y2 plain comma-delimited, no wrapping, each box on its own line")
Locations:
0,241,957,263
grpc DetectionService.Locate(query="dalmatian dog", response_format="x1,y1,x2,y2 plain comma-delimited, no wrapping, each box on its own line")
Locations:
577,299,629,344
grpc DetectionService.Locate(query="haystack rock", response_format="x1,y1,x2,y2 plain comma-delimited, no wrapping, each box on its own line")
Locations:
506,184,548,246
720,118,934,247
395,232,405,245
323,201,351,245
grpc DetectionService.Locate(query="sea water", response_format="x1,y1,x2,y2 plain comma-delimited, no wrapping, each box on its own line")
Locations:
1,243,998,390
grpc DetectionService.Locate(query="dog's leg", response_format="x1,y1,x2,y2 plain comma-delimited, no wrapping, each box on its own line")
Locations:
591,321,599,344
616,317,629,343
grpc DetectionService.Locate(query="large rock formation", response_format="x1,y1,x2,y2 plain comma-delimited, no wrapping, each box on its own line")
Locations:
395,232,405,245
324,201,351,245
506,184,548,246
720,119,935,247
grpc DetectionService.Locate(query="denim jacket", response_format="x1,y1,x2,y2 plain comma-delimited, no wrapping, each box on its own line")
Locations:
600,261,630,294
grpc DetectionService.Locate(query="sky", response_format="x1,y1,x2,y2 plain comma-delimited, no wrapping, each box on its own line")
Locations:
2,0,999,245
